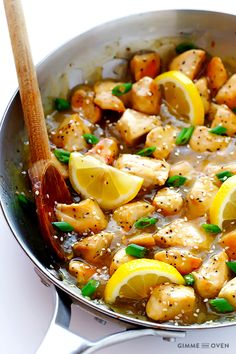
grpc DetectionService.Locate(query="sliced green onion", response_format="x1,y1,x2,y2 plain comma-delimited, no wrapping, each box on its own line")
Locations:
52,221,74,232
55,98,70,111
125,244,147,258
81,279,100,297
166,175,187,187
136,146,156,156
83,134,99,145
201,223,221,234
232,107,236,114
175,126,194,145
175,42,198,54
184,273,195,286
112,83,133,96
134,217,157,229
226,261,236,273
209,298,234,313
209,125,227,135
17,194,34,210
216,170,234,182
54,149,71,164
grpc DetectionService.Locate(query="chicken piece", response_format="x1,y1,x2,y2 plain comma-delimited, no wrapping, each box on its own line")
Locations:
169,49,206,80
193,251,229,298
55,199,107,234
220,230,236,260
146,284,196,321
125,233,155,247
145,125,177,160
70,85,102,124
113,201,155,231
195,77,210,114
131,76,161,115
189,126,230,153
169,161,194,180
152,187,183,216
218,277,236,308
206,57,228,96
73,232,113,265
51,153,68,179
204,162,236,186
211,105,236,136
116,108,160,146
87,138,119,165
153,219,211,251
215,74,236,109
94,81,126,112
51,114,90,152
207,102,222,121
130,52,161,81
115,154,170,190
185,175,218,219
68,260,96,284
154,248,202,275
109,248,135,275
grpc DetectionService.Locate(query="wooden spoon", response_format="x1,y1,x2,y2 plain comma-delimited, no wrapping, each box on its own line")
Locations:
4,0,72,260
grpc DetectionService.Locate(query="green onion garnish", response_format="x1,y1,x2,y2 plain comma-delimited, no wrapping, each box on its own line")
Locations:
17,194,34,210
112,83,133,96
209,298,234,313
55,98,70,111
125,244,147,258
134,217,157,229
52,221,74,232
201,223,221,234
81,279,100,297
54,149,71,164
232,108,236,114
83,134,99,145
226,261,236,273
216,170,234,182
136,146,156,156
175,126,194,145
175,42,198,54
166,175,187,187
184,273,195,286
209,125,227,135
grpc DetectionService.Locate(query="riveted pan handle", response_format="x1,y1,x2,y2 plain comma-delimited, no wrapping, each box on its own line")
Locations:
36,284,185,354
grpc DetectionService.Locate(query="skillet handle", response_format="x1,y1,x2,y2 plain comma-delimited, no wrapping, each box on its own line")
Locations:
36,285,186,354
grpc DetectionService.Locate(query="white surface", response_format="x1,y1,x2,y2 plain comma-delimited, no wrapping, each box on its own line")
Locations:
1,1,236,353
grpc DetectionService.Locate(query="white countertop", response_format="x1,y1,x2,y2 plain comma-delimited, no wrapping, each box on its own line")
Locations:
1,1,236,353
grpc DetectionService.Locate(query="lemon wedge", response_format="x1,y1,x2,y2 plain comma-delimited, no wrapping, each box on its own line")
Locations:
210,175,236,228
155,70,204,125
104,258,185,303
69,152,143,210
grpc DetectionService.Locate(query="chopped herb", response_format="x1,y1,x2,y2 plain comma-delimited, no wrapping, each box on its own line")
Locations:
166,175,187,187
17,194,34,210
176,126,194,145
112,83,132,96
55,98,70,111
216,170,234,182
176,42,198,54
209,298,234,313
54,149,71,164
201,223,221,234
52,221,74,232
226,261,236,273
184,273,195,286
134,217,157,229
83,134,99,145
209,125,227,135
232,108,236,114
81,279,100,297
125,244,147,258
136,146,156,156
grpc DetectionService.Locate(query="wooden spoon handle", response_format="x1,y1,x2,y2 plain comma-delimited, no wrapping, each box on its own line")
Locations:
4,0,51,163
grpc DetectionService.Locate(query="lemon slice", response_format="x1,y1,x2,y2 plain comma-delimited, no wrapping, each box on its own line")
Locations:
155,70,204,125
104,258,185,303
210,175,236,228
69,152,143,210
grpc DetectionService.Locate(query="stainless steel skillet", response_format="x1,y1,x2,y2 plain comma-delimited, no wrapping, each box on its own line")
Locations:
1,9,236,354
